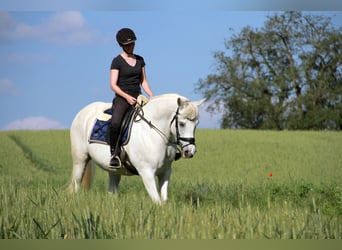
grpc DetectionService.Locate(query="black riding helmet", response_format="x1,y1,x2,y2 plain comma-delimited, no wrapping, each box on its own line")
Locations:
116,28,137,46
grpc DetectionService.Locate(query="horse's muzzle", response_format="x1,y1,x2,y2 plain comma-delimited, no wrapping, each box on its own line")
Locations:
182,144,196,158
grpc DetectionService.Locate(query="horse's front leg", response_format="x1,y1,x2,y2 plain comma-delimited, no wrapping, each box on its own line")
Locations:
139,170,162,204
158,166,172,203
108,172,121,193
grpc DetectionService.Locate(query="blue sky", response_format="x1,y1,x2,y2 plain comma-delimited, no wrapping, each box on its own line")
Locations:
0,2,341,130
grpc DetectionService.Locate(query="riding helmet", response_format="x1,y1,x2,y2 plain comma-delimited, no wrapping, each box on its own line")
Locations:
116,28,137,46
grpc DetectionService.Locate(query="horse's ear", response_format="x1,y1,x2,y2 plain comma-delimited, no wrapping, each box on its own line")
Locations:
192,98,206,107
177,97,182,107
177,97,188,108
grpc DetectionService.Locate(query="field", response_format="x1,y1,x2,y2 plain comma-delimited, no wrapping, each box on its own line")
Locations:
0,129,341,239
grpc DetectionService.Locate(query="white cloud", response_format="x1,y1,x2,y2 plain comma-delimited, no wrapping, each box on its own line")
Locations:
0,78,21,96
1,11,100,45
2,117,65,131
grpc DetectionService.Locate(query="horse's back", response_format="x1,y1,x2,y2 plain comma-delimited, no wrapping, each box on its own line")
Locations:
70,102,112,146
72,101,111,124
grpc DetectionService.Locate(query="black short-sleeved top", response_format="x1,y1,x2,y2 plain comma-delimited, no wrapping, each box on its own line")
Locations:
110,54,145,97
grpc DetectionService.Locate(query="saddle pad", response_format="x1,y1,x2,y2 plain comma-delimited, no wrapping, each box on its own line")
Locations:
88,108,133,145
89,119,111,145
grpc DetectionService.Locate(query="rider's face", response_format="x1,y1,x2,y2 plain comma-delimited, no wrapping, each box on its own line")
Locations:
123,42,135,54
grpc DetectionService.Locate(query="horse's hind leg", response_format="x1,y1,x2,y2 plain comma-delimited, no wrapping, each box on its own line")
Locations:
108,173,121,193
68,154,90,193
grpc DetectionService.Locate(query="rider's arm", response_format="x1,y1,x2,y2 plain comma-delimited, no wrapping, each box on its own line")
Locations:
141,67,153,98
110,69,137,105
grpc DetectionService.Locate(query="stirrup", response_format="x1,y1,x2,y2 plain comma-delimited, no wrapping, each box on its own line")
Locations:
109,155,122,169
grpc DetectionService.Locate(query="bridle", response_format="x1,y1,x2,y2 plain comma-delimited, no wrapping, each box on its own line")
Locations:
170,107,196,150
135,105,196,150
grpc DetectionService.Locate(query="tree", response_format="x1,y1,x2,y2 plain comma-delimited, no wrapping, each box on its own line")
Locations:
196,12,342,130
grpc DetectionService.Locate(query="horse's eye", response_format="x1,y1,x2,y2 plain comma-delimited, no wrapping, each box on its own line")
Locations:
179,122,186,127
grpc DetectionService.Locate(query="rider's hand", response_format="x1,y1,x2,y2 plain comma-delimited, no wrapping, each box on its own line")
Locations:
125,95,137,105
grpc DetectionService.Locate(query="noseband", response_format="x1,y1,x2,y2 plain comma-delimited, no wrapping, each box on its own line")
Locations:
170,107,196,149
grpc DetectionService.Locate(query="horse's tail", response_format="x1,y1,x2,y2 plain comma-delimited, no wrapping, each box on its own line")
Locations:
81,160,95,190
67,160,95,193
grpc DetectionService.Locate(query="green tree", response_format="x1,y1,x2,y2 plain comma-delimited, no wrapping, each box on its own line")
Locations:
196,12,342,130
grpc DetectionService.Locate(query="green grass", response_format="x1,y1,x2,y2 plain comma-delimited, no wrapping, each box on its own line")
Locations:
0,130,341,239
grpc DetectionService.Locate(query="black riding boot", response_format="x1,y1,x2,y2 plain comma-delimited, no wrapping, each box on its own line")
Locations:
109,127,121,168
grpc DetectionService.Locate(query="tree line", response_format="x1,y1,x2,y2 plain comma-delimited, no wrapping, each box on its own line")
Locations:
196,12,341,130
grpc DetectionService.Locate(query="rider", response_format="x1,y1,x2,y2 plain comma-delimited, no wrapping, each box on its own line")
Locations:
109,28,153,168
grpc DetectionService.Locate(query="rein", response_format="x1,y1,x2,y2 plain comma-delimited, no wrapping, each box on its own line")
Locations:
134,106,170,143
134,104,196,150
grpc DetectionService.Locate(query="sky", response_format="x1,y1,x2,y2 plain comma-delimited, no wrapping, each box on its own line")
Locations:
0,1,341,130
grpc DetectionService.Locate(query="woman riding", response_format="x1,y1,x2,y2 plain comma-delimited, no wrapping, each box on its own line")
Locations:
109,28,153,168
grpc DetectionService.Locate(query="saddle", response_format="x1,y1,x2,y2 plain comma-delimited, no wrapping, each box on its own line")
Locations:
89,108,139,146
88,95,149,175
89,95,148,145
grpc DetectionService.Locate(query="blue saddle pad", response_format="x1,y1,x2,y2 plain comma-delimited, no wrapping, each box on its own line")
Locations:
89,119,111,144
89,108,131,145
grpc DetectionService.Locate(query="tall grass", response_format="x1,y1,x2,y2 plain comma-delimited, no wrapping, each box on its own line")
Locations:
0,130,341,239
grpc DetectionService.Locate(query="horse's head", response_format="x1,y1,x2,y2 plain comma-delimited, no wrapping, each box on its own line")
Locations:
171,97,206,159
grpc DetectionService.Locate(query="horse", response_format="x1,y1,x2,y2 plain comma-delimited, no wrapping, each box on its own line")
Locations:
67,93,205,204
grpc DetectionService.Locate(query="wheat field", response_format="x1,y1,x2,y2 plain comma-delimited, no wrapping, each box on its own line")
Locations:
0,129,341,239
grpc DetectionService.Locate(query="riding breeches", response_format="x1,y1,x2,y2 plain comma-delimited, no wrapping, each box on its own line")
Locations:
109,95,132,154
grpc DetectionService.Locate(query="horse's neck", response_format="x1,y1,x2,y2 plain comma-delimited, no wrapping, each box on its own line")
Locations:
142,97,178,133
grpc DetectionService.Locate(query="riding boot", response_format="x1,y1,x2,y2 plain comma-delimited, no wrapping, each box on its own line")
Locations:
109,127,121,168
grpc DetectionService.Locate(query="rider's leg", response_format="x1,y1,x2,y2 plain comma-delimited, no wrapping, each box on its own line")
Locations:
109,96,130,168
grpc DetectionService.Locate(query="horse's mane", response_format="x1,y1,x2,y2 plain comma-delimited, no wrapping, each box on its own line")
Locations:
181,101,199,121
149,93,187,101
147,93,198,120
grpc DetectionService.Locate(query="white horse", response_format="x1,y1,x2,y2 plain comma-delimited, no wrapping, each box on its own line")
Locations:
68,94,205,204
